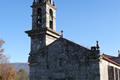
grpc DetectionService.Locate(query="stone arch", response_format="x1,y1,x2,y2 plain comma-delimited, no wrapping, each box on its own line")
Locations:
49,9,53,29
37,8,42,26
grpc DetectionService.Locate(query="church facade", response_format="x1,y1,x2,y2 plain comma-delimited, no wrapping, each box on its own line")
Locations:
26,0,120,80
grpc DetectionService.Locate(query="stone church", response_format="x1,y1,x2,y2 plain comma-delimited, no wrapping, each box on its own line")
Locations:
26,0,120,80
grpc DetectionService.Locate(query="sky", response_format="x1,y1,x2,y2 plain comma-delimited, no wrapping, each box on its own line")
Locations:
0,0,120,63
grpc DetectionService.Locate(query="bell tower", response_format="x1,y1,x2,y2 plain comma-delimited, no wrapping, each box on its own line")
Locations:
26,0,60,54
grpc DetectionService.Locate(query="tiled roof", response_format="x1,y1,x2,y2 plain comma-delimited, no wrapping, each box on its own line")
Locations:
101,54,120,66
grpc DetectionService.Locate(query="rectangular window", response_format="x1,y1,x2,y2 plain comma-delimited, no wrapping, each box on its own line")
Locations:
108,66,114,80
49,21,53,29
108,66,120,80
115,68,118,80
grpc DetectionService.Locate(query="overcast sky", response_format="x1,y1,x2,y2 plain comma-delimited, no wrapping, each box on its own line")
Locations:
0,0,120,62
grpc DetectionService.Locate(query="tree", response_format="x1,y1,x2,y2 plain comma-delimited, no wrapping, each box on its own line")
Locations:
0,39,5,54
0,64,17,80
0,39,29,80
0,39,17,80
0,39,8,64
17,69,29,80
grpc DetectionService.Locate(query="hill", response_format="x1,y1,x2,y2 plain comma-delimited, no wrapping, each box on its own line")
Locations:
11,63,29,74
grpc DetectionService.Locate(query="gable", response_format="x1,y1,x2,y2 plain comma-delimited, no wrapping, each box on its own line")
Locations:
47,38,92,63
